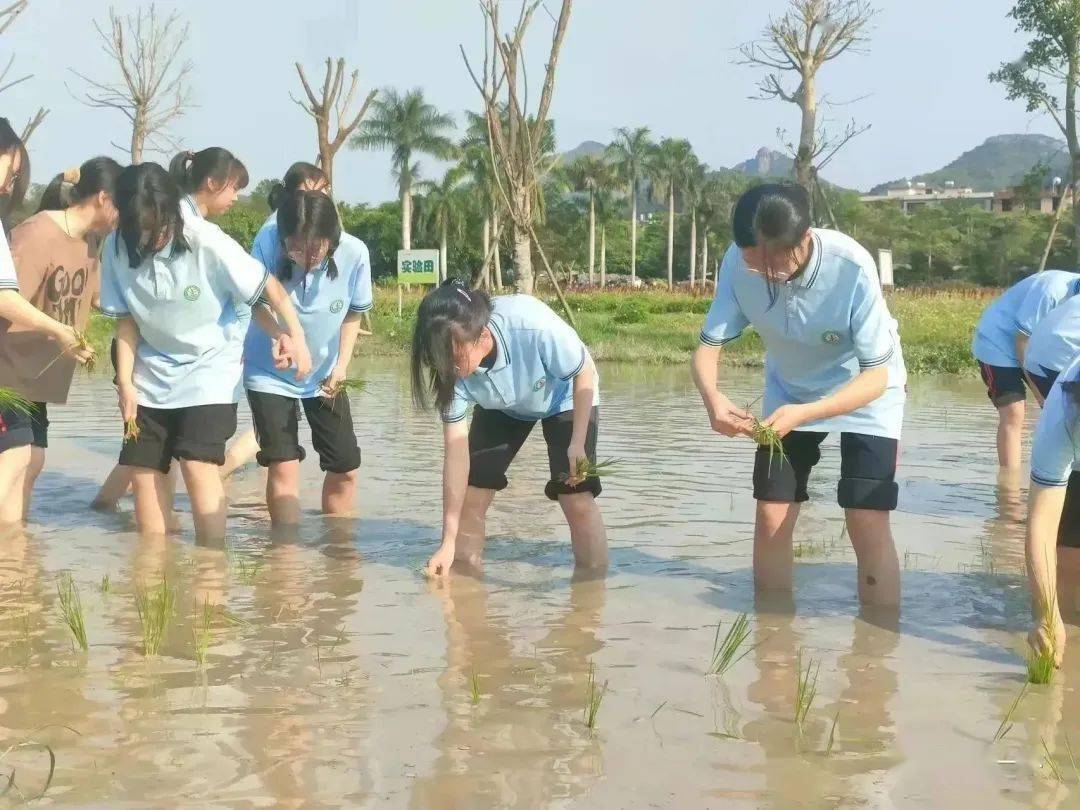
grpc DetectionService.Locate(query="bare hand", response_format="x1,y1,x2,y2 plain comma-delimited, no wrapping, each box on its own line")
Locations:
763,404,812,438
708,400,752,437
1029,614,1066,668
54,325,93,366
320,367,346,401
426,543,456,579
117,382,138,423
566,441,588,486
291,338,313,381
272,333,294,370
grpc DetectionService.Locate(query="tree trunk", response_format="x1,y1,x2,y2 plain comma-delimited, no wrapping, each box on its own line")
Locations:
440,222,449,283
795,72,817,192
630,180,638,282
689,207,698,288
702,228,710,289
666,182,675,290
131,106,146,163
493,210,504,290
1067,58,1079,264
482,216,492,288
600,225,607,288
513,221,533,293
1041,184,1072,273
588,193,596,286
401,178,413,252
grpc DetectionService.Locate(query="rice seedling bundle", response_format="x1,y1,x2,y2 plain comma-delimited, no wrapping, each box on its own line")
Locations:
794,649,819,739
708,613,755,678
560,457,621,485
123,418,140,444
56,574,88,652
583,663,608,729
993,682,1028,742
134,575,176,657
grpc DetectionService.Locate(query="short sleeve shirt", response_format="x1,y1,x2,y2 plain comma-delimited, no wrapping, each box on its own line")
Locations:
700,230,907,439
0,226,16,291
251,215,282,276
973,270,1080,367
99,217,269,408
244,233,374,399
441,295,599,424
1024,295,1080,376
1031,354,1080,488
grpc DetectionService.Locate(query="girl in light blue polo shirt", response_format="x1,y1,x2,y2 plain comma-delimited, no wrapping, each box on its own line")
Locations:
244,190,372,525
972,270,1080,472
692,184,906,607
1023,294,1080,402
170,147,249,222
251,162,330,275
99,163,311,543
411,281,607,578
1025,354,1080,667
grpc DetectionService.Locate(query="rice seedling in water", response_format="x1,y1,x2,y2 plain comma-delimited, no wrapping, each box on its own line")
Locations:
825,710,840,757
123,418,140,444
470,672,481,705
0,725,78,801
794,649,819,739
993,682,1028,742
1027,650,1055,685
708,613,755,677
560,457,621,484
583,663,608,729
134,575,176,656
55,574,87,652
0,387,33,416
1065,734,1080,784
192,598,213,668
1028,559,1060,685
99,574,110,595
1042,737,1064,782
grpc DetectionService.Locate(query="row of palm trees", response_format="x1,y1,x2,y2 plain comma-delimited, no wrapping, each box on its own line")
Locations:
351,88,740,289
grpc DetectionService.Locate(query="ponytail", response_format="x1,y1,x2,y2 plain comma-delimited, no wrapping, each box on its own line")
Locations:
169,147,249,195
38,156,123,213
269,161,329,211
114,163,189,268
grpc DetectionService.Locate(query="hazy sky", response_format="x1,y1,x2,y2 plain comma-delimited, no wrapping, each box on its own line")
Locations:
2,0,1055,201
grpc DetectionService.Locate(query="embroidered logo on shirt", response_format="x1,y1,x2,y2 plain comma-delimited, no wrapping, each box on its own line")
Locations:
184,285,201,302
821,330,841,345
330,299,344,314
532,378,546,392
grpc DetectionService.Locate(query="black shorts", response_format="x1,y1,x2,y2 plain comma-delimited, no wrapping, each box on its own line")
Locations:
753,431,899,511
1028,367,1060,401
247,389,361,474
978,361,1026,407
119,403,238,473
0,405,34,454
28,401,48,448
1059,472,1080,549
468,405,601,501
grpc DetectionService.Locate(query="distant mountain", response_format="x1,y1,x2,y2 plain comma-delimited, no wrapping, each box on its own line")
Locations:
560,140,608,163
869,134,1069,195
729,147,795,178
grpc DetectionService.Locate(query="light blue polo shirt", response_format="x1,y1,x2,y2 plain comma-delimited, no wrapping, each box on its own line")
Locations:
442,295,599,424
700,230,907,440
0,227,16,291
1030,354,1080,488
251,215,282,276
244,233,373,399
180,195,202,222
99,217,269,409
1024,295,1080,377
973,270,1080,368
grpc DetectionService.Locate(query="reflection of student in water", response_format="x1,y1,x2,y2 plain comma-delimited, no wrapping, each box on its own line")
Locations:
1025,354,1080,665
691,184,907,606
410,573,605,807
972,270,1080,473
0,157,122,520
411,281,608,577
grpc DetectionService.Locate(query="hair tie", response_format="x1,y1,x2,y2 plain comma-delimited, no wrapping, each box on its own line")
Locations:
454,286,472,303
62,166,81,185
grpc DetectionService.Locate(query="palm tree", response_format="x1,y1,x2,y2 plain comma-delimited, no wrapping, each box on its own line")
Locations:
416,167,469,282
647,138,695,289
460,111,503,289
594,185,624,288
696,175,744,289
683,158,707,288
607,126,652,283
561,155,614,285
351,88,457,251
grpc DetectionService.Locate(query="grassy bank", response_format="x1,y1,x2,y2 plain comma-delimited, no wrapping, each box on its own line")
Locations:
84,286,993,376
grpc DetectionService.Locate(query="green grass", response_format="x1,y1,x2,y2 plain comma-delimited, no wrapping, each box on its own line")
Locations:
82,286,992,375
134,576,176,657
55,574,87,653
707,613,755,678
583,663,608,730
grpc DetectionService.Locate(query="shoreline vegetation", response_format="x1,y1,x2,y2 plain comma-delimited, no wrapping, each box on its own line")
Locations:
84,286,991,376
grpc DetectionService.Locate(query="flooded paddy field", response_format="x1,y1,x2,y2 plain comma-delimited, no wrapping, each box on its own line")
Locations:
0,360,1073,808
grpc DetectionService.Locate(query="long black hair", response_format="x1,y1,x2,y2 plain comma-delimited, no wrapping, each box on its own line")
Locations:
411,280,494,414
750,183,812,307
38,156,123,213
0,118,29,232
114,163,189,268
169,147,249,195
268,162,328,211
276,190,341,280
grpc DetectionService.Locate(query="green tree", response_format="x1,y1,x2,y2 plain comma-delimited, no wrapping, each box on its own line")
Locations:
647,138,695,288
560,155,617,285
460,111,504,289
416,167,469,282
991,0,1080,261
351,88,457,251
607,126,653,282
683,158,707,287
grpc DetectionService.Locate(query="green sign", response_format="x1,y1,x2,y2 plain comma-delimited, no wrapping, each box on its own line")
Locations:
397,249,440,285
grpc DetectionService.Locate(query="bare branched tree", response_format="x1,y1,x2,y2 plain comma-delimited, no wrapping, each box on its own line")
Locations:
292,58,377,191
70,4,192,162
0,0,49,144
461,0,576,315
739,0,875,191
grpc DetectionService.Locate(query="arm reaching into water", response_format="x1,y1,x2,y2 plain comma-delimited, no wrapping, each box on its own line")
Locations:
428,418,470,578
1026,484,1067,665
320,311,364,398
114,316,140,423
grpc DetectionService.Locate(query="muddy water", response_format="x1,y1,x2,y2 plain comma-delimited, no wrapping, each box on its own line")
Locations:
0,360,1074,807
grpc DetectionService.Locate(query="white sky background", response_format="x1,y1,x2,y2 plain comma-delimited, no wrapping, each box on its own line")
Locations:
2,0,1055,202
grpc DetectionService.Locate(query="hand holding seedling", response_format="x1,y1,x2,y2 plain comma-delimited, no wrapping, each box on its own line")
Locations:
566,441,589,485
320,367,347,401
1029,611,1066,668
763,403,814,438
272,333,294,370
117,381,138,424
707,398,752,437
